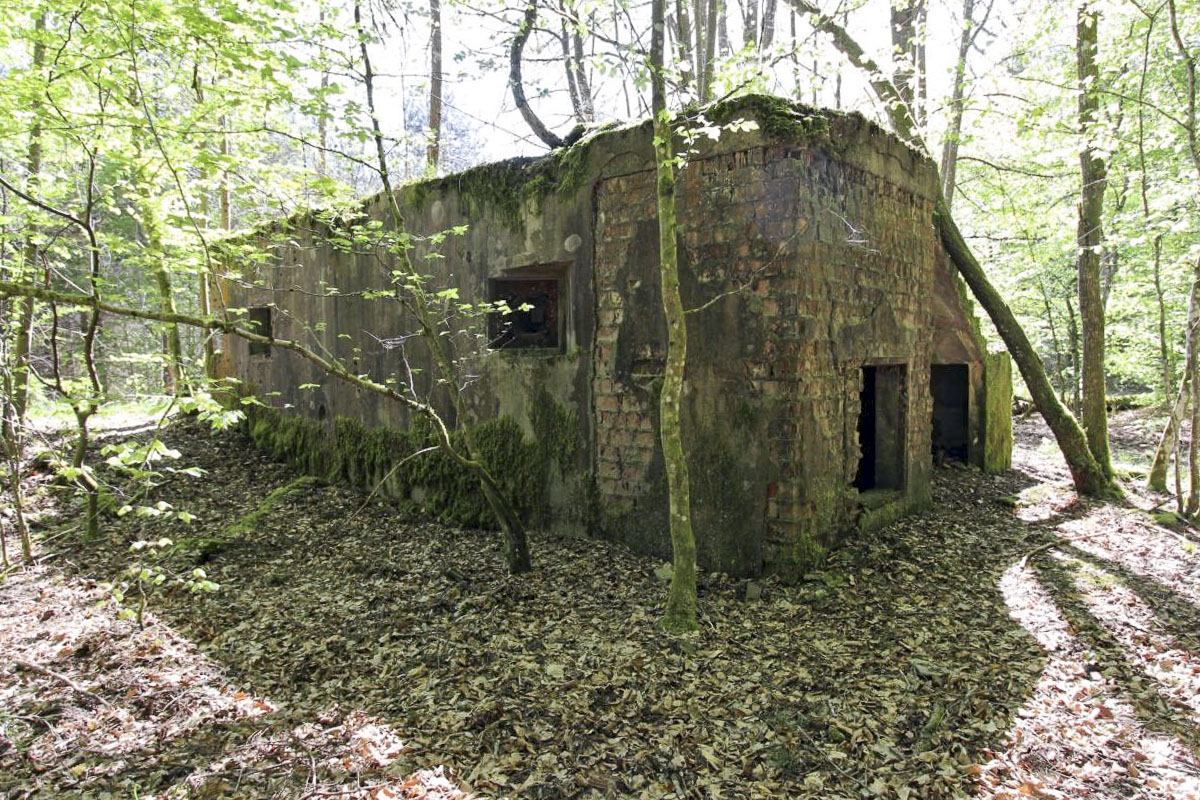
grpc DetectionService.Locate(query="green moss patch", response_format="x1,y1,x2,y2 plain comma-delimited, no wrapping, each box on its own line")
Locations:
224,476,321,538
245,406,545,530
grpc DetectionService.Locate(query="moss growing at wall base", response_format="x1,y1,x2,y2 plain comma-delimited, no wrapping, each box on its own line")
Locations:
245,405,544,530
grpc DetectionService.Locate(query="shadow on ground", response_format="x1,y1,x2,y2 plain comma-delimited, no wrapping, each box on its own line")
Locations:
28,418,1068,799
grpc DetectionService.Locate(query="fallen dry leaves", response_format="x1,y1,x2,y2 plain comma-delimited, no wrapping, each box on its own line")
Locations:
0,409,1198,799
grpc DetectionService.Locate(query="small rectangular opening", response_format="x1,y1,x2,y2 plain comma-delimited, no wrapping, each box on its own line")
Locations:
488,278,560,350
855,364,906,492
931,363,969,462
248,306,272,358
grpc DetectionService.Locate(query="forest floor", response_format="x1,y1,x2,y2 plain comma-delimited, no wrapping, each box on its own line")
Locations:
2,408,1200,799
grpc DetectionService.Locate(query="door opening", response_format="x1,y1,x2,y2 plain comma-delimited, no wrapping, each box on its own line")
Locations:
931,364,969,463
855,364,907,492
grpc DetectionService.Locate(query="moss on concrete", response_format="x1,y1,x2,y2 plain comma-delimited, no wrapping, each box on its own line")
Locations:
529,386,580,473
706,94,837,148
983,352,1014,472
401,127,610,233
245,405,546,530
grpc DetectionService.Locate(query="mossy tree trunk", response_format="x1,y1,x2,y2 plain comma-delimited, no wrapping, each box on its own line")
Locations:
1075,4,1113,479
784,0,1115,496
2,11,46,563
133,156,185,397
651,0,699,633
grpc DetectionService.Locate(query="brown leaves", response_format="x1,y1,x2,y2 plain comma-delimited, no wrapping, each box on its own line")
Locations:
7,409,1200,798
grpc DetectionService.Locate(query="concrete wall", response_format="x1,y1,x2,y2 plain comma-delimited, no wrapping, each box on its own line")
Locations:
220,95,1009,578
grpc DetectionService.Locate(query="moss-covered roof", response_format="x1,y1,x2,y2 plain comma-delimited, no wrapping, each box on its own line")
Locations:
237,93,909,242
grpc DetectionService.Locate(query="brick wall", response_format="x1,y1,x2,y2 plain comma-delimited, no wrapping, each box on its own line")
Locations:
592,142,938,574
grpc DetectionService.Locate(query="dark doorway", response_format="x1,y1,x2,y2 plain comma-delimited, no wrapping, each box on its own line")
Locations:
931,364,969,462
855,364,907,492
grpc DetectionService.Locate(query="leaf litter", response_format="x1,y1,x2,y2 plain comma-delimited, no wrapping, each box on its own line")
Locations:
1,409,1198,799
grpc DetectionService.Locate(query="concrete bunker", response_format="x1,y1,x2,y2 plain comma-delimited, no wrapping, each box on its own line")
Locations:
220,94,1013,580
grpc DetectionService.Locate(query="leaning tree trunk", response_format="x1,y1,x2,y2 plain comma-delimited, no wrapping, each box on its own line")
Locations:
651,0,699,633
937,206,1110,494
784,0,1114,495
1076,3,1113,478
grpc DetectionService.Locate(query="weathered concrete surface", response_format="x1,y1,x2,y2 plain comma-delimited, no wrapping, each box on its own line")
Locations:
220,94,1011,579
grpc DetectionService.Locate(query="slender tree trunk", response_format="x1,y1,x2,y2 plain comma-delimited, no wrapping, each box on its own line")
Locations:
561,19,586,122
1149,264,1200,491
356,1,532,572
572,27,594,120
676,0,695,91
1189,366,1200,513
717,0,730,57
1153,237,1172,395
651,0,698,633
5,13,46,443
1039,279,1070,400
891,0,918,115
699,0,719,102
1076,3,1113,477
1065,294,1081,416
2,12,46,562
940,0,977,208
761,0,777,50
427,0,443,172
743,0,758,49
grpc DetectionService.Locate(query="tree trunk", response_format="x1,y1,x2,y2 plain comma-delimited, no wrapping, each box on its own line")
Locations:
1065,294,1081,416
940,0,977,208
743,0,758,49
1148,264,1200,492
427,0,443,172
1038,279,1070,401
1075,3,1112,478
891,0,918,115
938,205,1109,493
675,0,695,92
698,0,719,102
134,162,185,397
509,0,565,148
356,1,532,573
1189,365,1200,514
760,0,777,50
5,12,46,442
651,0,699,633
572,27,594,121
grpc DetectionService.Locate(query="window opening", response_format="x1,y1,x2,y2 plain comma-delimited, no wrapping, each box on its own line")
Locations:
248,306,273,357
855,364,907,492
931,364,969,463
488,278,560,350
